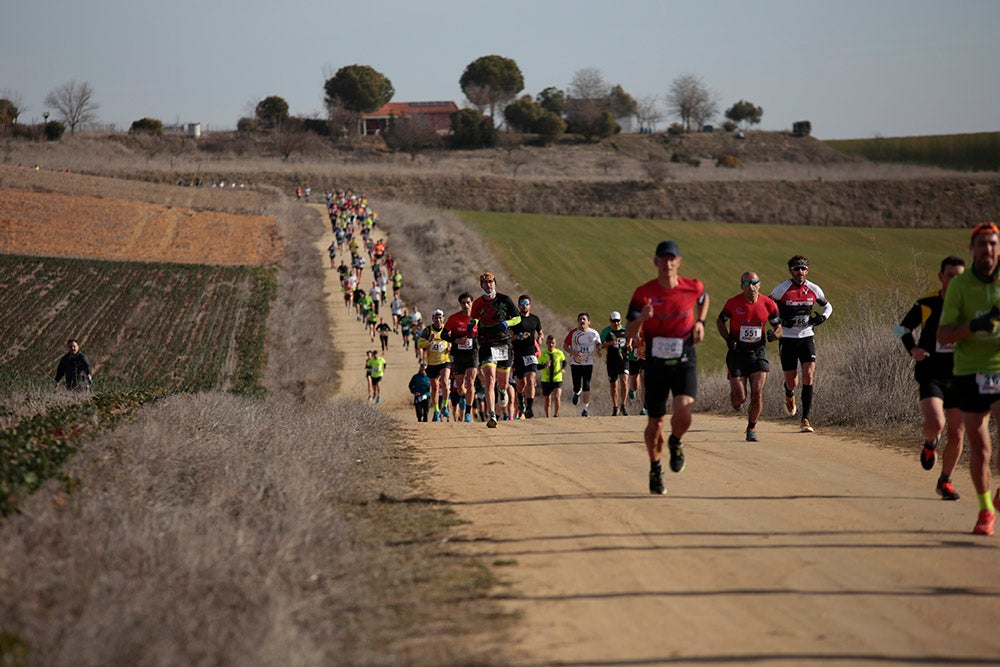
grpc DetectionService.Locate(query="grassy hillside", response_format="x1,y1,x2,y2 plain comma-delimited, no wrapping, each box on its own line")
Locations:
826,132,1000,172
459,211,970,369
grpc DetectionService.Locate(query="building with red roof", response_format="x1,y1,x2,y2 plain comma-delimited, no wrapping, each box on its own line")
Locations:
360,101,458,136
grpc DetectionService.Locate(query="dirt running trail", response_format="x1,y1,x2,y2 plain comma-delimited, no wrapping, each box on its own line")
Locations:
315,219,1000,666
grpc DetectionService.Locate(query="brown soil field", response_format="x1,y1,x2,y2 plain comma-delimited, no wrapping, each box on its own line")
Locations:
0,187,282,266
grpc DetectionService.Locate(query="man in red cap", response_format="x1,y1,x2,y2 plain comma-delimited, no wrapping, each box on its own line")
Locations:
938,222,1000,535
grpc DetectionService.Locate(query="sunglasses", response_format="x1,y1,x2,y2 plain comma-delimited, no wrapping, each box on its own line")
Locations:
741,280,760,286
791,266,808,272
519,301,530,306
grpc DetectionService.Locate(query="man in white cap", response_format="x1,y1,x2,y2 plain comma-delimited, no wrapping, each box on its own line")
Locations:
601,311,631,415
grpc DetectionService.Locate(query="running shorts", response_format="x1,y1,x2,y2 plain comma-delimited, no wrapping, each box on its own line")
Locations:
644,361,697,419
779,337,816,371
726,348,770,378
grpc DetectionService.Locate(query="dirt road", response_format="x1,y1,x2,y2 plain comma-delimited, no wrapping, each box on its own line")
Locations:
317,226,1000,666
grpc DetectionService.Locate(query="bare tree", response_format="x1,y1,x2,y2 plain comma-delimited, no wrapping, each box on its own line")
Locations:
568,67,609,101
44,80,100,133
635,95,664,133
665,73,718,132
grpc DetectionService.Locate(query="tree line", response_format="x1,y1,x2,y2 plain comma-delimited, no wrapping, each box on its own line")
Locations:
1,56,772,152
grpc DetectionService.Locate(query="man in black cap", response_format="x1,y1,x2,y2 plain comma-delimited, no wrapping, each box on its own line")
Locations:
625,241,709,495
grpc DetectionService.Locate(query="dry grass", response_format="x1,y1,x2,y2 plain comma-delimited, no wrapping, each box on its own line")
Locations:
0,393,508,666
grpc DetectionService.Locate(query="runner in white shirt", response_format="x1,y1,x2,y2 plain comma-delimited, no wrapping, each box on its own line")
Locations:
563,312,603,417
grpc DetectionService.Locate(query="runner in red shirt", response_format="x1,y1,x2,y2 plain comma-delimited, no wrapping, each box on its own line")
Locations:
625,240,710,495
716,271,783,443
443,292,479,423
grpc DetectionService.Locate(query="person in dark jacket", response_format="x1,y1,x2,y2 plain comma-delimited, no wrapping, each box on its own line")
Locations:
54,338,92,390
408,363,431,422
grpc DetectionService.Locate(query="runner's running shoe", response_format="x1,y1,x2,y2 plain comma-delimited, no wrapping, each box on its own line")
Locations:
432,410,440,423
464,413,472,423
525,408,533,419
640,408,647,416
745,428,758,442
936,479,960,501
628,390,637,400
920,442,937,471
572,391,581,406
620,405,628,416
581,409,589,417
785,394,797,416
649,468,665,495
668,441,685,473
487,412,498,429
612,407,619,416
972,509,995,536
498,392,509,409
800,419,814,433
442,407,450,419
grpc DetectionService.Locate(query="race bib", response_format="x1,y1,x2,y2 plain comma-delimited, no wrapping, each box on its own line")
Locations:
936,340,955,353
739,325,763,344
651,337,684,359
616,337,627,349
491,345,510,362
793,314,810,327
430,341,447,353
976,372,1000,395
522,355,538,366
456,338,473,350
577,344,593,354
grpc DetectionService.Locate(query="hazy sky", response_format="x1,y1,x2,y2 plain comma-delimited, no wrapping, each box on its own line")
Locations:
2,0,997,139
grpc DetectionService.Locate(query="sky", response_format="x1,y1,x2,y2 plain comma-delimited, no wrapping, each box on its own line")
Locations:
2,0,998,139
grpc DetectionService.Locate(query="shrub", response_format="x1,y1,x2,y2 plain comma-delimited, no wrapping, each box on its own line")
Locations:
722,120,738,132
533,111,566,146
792,120,812,137
44,121,65,141
666,122,684,136
236,116,260,133
449,108,496,149
129,117,163,135
716,154,743,168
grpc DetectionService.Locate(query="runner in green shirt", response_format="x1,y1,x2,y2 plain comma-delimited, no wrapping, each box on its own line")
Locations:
938,222,1000,536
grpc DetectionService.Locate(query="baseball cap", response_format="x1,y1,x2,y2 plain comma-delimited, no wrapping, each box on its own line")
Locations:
655,240,680,257
479,271,495,282
610,311,622,321
432,308,444,317
971,222,1000,240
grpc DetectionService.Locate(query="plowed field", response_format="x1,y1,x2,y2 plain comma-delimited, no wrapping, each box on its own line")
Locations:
0,188,282,266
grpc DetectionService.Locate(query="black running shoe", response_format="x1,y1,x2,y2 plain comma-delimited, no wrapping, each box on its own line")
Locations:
620,405,628,416
649,467,665,495
936,479,960,501
668,441,685,473
920,443,937,471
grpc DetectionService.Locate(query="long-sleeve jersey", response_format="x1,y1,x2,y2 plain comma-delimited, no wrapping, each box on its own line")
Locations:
470,293,520,346
769,279,833,338
894,291,954,380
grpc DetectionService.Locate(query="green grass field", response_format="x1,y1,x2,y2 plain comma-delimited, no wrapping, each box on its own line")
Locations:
825,132,1000,171
459,211,972,369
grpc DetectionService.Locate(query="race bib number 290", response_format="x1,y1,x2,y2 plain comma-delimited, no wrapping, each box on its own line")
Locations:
651,337,684,359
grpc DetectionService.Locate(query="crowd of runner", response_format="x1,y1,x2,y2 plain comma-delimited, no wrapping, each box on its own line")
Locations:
323,190,999,535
